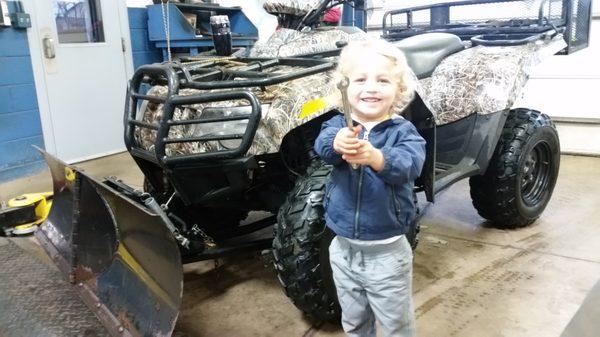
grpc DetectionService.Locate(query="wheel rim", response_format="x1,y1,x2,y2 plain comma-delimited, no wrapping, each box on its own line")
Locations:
521,141,553,206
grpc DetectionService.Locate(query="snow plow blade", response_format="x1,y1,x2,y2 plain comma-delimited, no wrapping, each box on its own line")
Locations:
35,150,183,337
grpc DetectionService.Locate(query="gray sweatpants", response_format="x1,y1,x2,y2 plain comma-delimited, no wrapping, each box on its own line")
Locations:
329,235,416,337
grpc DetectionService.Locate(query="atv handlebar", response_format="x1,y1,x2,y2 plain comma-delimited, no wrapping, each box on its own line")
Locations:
175,58,336,90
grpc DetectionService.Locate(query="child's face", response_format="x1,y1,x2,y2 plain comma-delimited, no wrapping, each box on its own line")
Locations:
346,52,398,123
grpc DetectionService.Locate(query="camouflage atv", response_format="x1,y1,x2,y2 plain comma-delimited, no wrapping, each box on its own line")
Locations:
34,0,591,336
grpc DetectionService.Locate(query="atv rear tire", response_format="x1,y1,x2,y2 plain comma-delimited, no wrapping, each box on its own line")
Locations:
469,108,560,228
273,161,421,322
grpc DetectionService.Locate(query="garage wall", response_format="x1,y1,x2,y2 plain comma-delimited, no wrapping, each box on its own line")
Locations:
127,7,163,69
0,1,45,183
215,0,277,42
127,0,153,7
516,3,600,155
0,2,162,184
125,1,163,68
127,0,277,43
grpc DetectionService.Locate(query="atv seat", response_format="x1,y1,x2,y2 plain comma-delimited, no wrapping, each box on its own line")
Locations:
393,33,464,79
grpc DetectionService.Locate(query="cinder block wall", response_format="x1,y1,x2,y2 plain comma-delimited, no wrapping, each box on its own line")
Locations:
0,2,45,183
128,7,162,69
0,5,162,184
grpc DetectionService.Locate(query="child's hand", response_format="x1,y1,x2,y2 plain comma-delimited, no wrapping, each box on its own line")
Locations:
333,125,362,155
343,140,385,172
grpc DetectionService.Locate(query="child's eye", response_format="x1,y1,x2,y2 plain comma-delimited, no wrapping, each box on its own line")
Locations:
354,78,366,83
378,78,391,84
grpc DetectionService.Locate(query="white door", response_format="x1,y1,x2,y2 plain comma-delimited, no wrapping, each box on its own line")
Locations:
27,0,131,163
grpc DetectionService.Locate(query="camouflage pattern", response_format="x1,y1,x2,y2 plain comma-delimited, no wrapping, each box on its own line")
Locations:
263,0,320,16
135,86,250,156
249,71,338,154
247,28,302,58
134,32,566,158
134,69,339,156
134,28,368,157
420,35,567,125
249,27,367,58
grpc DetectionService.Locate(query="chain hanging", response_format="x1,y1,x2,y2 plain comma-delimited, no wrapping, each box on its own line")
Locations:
160,0,172,62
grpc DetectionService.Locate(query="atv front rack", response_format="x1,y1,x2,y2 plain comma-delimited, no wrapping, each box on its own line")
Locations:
382,0,592,54
124,57,336,167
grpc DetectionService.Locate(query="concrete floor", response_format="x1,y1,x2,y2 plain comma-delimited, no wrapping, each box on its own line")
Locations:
1,153,599,337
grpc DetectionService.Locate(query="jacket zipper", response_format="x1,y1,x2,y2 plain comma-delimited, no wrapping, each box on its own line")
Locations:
353,130,369,239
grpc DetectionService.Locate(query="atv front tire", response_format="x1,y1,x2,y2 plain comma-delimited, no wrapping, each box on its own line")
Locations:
272,162,339,322
469,108,560,228
273,161,421,322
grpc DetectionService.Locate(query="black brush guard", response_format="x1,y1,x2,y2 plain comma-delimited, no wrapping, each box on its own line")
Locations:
382,0,592,53
124,57,336,205
124,57,336,166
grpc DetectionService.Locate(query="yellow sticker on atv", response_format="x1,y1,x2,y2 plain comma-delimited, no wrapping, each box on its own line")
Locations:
299,97,327,120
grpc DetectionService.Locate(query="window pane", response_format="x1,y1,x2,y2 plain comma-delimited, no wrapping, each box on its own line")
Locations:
53,0,105,43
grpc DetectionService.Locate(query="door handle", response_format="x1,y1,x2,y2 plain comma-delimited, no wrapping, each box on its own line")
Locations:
42,37,55,59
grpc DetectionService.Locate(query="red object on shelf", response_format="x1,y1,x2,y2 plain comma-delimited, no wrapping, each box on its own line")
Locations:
323,7,341,23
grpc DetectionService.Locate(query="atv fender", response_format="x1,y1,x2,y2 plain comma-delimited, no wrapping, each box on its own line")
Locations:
35,149,183,337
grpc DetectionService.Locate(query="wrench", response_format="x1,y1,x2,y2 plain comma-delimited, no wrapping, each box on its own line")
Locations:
337,77,359,169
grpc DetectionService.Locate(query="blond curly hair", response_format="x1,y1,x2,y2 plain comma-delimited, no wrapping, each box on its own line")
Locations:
330,38,416,115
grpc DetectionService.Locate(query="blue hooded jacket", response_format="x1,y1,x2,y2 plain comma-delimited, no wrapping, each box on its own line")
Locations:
314,113,426,240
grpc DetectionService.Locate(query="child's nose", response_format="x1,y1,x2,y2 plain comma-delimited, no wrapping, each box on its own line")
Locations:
364,79,379,92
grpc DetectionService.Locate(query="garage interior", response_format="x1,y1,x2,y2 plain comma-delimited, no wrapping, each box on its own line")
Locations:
1,153,600,337
1,1,599,337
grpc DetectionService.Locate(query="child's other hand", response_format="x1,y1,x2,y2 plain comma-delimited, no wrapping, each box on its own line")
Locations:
343,140,385,171
333,125,362,155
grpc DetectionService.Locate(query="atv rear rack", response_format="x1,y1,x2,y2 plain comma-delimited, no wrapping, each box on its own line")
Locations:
125,57,336,167
382,0,591,54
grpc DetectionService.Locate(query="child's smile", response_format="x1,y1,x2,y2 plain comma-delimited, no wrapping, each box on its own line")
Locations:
346,52,398,123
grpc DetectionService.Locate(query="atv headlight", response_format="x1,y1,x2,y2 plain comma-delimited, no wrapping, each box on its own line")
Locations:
192,104,269,150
